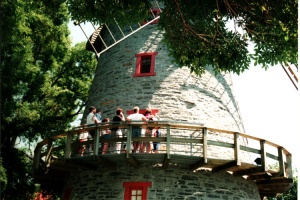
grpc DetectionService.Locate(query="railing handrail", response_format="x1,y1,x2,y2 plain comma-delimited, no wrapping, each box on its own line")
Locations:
33,121,292,179
38,121,292,155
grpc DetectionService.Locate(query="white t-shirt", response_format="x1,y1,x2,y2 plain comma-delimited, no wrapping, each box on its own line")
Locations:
87,112,95,125
79,131,89,141
127,113,145,121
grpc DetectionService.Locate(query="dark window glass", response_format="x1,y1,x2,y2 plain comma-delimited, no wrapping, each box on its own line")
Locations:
141,56,151,73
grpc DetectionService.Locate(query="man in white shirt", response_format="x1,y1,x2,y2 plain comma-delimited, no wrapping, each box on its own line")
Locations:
86,106,101,140
126,106,146,153
87,106,101,125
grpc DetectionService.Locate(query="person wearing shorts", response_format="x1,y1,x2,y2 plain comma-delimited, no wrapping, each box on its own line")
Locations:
153,128,161,153
126,106,146,153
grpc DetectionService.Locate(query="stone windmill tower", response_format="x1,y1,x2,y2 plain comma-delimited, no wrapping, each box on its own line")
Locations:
33,2,294,200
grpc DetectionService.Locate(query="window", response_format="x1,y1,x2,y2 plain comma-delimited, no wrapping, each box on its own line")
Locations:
123,182,152,200
133,52,158,77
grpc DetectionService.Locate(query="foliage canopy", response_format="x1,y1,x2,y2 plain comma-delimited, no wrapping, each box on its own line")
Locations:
67,0,298,75
1,0,97,198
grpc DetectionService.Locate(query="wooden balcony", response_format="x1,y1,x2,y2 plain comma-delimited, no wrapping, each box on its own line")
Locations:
33,121,293,197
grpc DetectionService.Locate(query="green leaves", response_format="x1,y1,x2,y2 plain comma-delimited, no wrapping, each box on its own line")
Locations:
1,0,97,144
67,0,297,76
68,0,151,27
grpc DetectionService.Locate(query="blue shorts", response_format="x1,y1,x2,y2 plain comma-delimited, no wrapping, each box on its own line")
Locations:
132,127,141,138
102,134,111,139
153,143,160,150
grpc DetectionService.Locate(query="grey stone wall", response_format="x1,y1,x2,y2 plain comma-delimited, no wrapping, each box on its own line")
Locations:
64,164,260,200
82,25,244,134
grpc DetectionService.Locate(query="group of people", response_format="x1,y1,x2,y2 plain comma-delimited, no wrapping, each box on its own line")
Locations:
78,106,161,156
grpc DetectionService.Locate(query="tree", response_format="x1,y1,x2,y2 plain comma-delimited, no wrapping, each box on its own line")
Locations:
266,174,298,200
266,165,298,200
277,175,298,200
0,0,97,198
67,0,297,75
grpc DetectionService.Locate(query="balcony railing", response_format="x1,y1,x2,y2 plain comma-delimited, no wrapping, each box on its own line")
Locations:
33,121,293,196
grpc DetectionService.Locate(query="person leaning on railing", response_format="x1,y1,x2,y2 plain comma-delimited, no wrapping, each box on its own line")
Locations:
86,106,101,139
126,106,147,153
142,109,155,153
112,108,125,154
100,118,111,154
77,125,90,156
152,127,161,154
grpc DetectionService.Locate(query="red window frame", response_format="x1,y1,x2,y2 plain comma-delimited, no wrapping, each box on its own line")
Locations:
133,52,158,77
123,182,152,200
126,109,159,116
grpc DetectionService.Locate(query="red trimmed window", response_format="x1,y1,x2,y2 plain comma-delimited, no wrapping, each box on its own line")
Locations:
123,182,152,200
142,8,160,25
133,52,158,77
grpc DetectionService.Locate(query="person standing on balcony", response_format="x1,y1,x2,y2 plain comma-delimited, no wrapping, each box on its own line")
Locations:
111,108,125,153
126,106,146,153
101,118,111,154
152,127,161,154
95,108,102,122
142,109,154,153
86,106,101,152
87,106,101,135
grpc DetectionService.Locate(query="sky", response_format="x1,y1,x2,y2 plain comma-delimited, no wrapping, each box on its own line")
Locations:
231,65,299,169
69,22,299,168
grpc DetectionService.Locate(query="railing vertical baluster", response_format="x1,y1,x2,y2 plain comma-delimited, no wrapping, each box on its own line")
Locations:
64,132,73,159
202,128,208,163
286,154,293,179
94,126,100,156
278,147,286,177
234,132,241,166
260,140,267,171
190,134,192,156
126,125,132,158
166,125,170,159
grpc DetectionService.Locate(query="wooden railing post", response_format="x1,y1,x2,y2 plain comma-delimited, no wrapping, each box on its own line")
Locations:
94,126,100,156
260,140,267,171
286,154,293,179
202,128,208,163
166,125,171,159
278,147,286,176
126,125,132,158
234,132,241,166
64,132,73,159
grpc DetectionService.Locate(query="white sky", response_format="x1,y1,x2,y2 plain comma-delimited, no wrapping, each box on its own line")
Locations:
232,66,299,169
69,22,299,169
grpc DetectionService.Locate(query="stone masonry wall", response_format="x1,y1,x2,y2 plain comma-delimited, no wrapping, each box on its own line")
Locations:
64,164,260,200
81,23,251,161
82,25,245,133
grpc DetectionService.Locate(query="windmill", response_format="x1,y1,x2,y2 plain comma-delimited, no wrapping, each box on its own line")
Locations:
33,1,295,199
